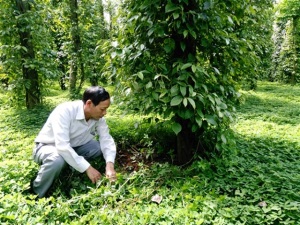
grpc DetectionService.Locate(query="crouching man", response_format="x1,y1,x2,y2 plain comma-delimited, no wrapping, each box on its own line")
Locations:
31,86,116,198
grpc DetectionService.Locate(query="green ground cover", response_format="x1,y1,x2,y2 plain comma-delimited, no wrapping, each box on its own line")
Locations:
0,81,299,224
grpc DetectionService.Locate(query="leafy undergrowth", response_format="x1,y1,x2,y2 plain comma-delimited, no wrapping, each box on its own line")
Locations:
0,81,300,224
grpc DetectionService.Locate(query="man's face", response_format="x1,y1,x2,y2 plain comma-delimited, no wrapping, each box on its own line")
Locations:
87,99,110,120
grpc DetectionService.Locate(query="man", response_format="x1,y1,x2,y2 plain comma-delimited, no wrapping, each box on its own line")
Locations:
31,86,117,198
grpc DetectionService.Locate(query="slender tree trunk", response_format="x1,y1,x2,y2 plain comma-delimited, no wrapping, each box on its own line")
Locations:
69,0,85,94
290,16,299,85
69,58,77,91
15,0,41,109
51,10,67,90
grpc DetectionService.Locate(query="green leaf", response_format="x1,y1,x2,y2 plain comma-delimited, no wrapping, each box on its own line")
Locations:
173,12,180,19
219,102,227,109
205,115,217,126
180,86,186,96
132,81,140,90
215,97,222,105
147,26,154,35
189,30,197,39
170,96,183,106
152,92,159,100
146,81,153,89
218,111,224,117
192,65,196,73
154,73,170,81
183,98,188,107
221,134,227,144
208,95,215,104
228,16,234,24
213,67,220,75
202,84,208,93
159,91,168,98
165,3,178,13
137,72,144,80
172,122,182,135
171,85,179,96
164,45,172,53
180,42,186,52
195,117,202,127
197,108,204,117
220,85,225,93
187,98,196,109
158,64,168,72
181,63,192,70
183,30,188,38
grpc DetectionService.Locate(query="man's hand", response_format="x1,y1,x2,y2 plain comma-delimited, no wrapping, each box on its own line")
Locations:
105,162,116,182
86,166,102,183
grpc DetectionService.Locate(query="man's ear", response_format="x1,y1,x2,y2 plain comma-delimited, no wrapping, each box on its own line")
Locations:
85,99,94,107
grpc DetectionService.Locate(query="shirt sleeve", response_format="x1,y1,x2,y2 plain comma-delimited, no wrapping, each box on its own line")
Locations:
97,118,116,164
52,105,90,173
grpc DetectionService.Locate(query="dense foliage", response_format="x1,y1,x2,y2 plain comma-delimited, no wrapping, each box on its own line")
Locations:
0,0,111,106
0,0,56,107
271,0,300,84
111,0,274,163
0,81,299,224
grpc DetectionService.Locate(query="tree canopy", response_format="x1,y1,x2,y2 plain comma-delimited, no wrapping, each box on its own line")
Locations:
110,0,274,163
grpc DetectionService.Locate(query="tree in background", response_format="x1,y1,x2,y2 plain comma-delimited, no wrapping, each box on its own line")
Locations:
15,0,41,108
51,0,69,91
0,0,57,108
111,0,274,164
80,0,109,86
68,0,85,96
271,0,300,84
55,0,110,97
0,0,112,105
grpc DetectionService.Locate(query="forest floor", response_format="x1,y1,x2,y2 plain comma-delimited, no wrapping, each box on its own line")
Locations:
0,81,299,224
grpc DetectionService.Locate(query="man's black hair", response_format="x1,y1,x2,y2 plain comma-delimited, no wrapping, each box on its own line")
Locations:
82,86,110,105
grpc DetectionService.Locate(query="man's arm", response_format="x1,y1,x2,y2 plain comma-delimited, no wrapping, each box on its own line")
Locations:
97,118,117,162
97,118,117,181
105,162,116,181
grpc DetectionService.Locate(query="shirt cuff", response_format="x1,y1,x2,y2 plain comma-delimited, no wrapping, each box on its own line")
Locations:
78,160,91,173
105,156,115,164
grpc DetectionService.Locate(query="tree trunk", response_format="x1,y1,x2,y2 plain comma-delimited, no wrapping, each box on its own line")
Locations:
15,0,41,109
290,16,299,85
69,0,85,94
176,118,195,165
69,59,77,91
172,0,198,165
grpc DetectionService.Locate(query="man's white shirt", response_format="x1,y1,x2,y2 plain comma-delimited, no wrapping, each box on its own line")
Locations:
35,100,116,173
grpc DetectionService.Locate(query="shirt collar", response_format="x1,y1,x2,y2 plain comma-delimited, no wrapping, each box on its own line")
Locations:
75,100,86,120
